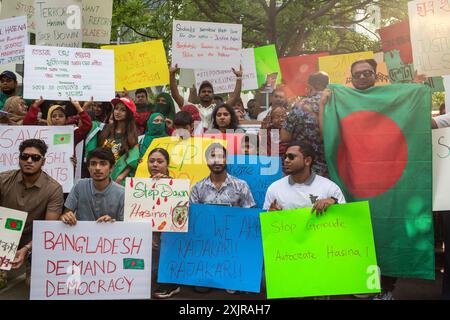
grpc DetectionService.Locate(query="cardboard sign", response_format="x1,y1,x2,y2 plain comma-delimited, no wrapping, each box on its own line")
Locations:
30,221,152,300
0,207,28,271
158,204,264,292
379,20,413,64
408,0,450,77
172,20,242,70
432,127,450,211
35,0,82,48
319,51,374,84
254,44,282,87
0,16,28,65
124,178,190,232
0,0,35,32
0,126,74,192
260,201,380,299
82,0,112,44
23,44,115,101
344,52,390,87
101,40,169,91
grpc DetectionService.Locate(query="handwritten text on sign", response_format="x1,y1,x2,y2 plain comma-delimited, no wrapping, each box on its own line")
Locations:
172,20,242,70
158,204,264,292
23,44,115,101
408,0,450,77
0,16,27,65
0,0,35,32
260,201,380,299
30,221,152,300
432,127,450,211
82,0,113,44
0,126,74,192
0,207,28,271
124,178,190,232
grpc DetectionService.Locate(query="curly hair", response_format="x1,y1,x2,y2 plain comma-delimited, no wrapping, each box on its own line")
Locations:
212,103,239,131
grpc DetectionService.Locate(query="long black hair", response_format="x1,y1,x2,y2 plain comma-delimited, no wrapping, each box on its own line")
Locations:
212,103,239,131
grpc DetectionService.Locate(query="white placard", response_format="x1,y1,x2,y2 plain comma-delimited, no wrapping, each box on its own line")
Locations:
0,125,74,192
74,140,83,184
24,44,115,101
0,0,35,33
433,127,450,210
30,221,152,300
194,48,258,94
408,0,450,77
0,207,28,271
34,0,82,48
172,20,242,70
0,16,27,65
82,0,112,44
179,69,195,88
444,75,450,114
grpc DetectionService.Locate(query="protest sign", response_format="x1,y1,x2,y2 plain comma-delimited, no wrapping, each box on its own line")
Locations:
319,51,374,84
445,76,450,113
0,207,27,271
82,0,112,44
344,52,390,87
432,127,450,211
0,125,74,192
0,16,27,65
35,0,82,48
23,44,115,101
384,49,415,83
198,132,245,155
379,20,413,64
408,0,450,77
172,20,242,70
179,69,195,88
279,52,329,97
0,0,35,32
102,40,169,91
260,201,380,299
254,44,281,87
30,221,152,300
124,178,190,232
158,204,264,292
135,136,226,187
74,141,83,184
226,155,282,209
193,48,258,94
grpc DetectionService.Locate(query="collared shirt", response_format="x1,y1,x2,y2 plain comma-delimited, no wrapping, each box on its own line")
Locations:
190,174,256,208
263,173,346,210
64,178,125,222
0,170,64,247
187,103,216,130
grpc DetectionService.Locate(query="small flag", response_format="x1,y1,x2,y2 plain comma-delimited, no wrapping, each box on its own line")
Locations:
53,134,71,145
123,258,145,270
5,218,23,231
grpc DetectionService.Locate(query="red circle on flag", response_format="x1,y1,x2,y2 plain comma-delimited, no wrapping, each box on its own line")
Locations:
337,110,408,198
10,221,17,229
131,261,136,266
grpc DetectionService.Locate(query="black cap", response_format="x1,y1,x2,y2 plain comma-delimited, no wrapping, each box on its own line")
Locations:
198,81,214,94
0,71,17,81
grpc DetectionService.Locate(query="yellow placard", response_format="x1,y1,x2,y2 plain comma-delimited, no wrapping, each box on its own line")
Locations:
344,53,390,87
319,51,374,84
102,40,170,91
135,137,226,188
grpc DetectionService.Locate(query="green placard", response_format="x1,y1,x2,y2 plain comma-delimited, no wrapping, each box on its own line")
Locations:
253,44,282,87
260,201,380,299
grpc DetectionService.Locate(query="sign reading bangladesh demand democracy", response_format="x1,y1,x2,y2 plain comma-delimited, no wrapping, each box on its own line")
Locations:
260,202,379,299
323,84,434,280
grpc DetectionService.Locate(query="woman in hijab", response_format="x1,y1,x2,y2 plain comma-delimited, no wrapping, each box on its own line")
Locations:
139,113,168,158
2,96,27,125
154,93,176,121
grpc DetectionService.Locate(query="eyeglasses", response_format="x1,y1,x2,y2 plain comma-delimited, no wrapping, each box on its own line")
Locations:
352,70,375,79
19,153,43,162
283,153,296,160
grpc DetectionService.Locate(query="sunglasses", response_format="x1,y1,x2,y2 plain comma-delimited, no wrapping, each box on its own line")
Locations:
352,70,375,79
284,153,296,160
19,153,43,162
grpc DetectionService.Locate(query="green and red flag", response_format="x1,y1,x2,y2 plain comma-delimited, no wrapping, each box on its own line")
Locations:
123,258,145,270
323,83,434,280
53,134,71,145
5,218,23,231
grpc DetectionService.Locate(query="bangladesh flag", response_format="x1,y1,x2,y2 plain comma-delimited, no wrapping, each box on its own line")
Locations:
5,218,23,231
53,134,71,145
123,258,145,270
323,84,434,280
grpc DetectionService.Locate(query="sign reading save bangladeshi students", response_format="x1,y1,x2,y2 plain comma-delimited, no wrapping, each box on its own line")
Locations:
30,221,152,300
124,178,190,232
260,201,380,299
0,207,28,271
158,204,264,292
23,44,115,101
101,40,169,91
172,20,242,70
0,16,28,66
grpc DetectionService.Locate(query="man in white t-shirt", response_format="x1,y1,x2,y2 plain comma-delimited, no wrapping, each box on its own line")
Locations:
263,141,345,213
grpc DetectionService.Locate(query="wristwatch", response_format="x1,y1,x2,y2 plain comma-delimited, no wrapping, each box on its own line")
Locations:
24,244,32,256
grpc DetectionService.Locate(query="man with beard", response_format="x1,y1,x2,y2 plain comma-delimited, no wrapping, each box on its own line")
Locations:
263,141,345,212
60,147,124,225
0,139,64,288
169,65,243,131
0,71,19,110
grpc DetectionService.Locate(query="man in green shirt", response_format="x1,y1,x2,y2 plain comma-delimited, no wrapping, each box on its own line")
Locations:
0,71,18,110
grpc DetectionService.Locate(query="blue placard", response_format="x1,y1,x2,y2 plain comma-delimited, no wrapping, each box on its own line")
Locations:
226,155,282,209
158,204,264,292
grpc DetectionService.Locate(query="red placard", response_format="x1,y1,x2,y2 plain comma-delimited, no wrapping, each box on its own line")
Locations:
379,20,413,64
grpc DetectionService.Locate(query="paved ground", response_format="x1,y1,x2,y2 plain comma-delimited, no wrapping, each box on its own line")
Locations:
0,268,444,300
